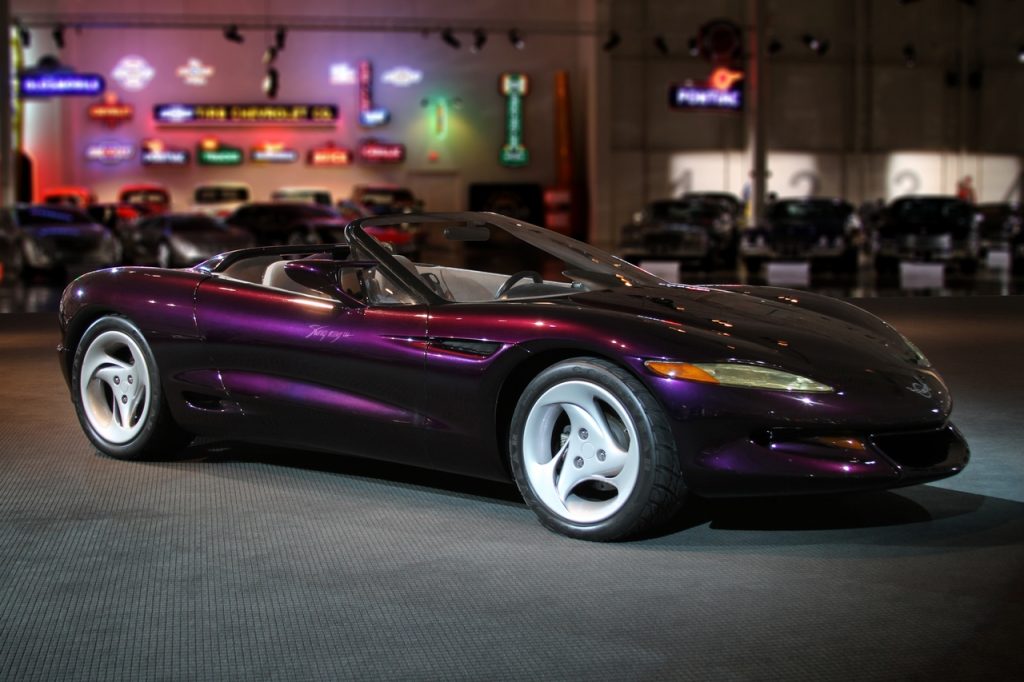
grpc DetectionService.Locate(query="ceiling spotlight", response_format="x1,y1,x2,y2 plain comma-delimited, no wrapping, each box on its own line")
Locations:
275,26,287,51
802,33,829,56
223,24,244,44
441,28,460,49
52,24,65,50
687,37,700,57
263,68,279,99
603,30,621,52
509,28,525,50
653,35,669,55
15,20,31,48
902,43,917,68
471,28,487,53
263,45,278,65
767,38,783,55
1017,45,1024,64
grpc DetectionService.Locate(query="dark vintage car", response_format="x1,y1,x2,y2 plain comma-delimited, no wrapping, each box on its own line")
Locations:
741,198,863,273
619,198,737,268
225,202,348,246
349,185,423,215
128,213,254,268
1,204,120,278
58,212,967,541
975,202,1021,259
874,196,980,272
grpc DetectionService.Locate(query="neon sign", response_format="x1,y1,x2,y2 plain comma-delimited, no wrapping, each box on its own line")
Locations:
141,139,190,166
358,139,405,163
85,141,135,164
669,67,744,111
499,73,529,167
330,63,357,85
87,93,134,126
251,143,299,164
176,58,214,86
112,56,155,91
19,72,105,97
381,66,423,87
197,138,243,165
308,143,353,166
358,61,390,128
154,103,339,126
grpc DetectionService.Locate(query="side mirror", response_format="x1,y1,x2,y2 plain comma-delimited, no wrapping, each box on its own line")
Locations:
283,259,377,306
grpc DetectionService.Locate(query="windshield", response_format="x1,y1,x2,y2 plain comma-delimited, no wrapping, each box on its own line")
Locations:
17,206,94,226
892,198,970,222
350,213,664,303
360,188,414,204
195,187,250,203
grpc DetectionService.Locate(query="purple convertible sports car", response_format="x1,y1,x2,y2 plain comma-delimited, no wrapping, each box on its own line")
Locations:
58,212,968,541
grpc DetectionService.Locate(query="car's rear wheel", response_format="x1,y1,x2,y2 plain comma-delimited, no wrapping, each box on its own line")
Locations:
509,357,686,541
72,316,192,460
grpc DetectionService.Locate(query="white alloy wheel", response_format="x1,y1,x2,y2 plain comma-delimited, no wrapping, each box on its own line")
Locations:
522,379,641,524
79,329,152,444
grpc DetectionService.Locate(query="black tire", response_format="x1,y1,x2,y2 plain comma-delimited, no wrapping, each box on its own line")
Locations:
509,357,686,541
71,316,192,460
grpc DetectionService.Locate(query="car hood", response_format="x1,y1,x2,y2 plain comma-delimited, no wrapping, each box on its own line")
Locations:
560,284,935,391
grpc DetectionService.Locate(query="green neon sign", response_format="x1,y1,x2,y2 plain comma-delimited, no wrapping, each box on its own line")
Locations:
197,145,243,166
499,73,529,167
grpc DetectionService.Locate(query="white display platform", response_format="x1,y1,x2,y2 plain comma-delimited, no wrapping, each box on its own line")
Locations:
765,261,811,287
899,261,945,290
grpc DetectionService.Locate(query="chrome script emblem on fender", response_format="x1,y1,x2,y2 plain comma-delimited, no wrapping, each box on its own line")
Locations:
907,379,933,398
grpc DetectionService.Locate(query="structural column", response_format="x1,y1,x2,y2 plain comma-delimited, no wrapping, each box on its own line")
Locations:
1,2,14,207
746,0,767,224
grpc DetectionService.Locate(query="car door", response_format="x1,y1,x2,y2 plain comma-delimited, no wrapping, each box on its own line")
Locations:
194,273,429,466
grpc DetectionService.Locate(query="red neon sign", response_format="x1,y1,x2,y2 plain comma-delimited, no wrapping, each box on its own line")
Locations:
88,93,134,127
358,139,405,163
708,67,743,92
308,143,353,166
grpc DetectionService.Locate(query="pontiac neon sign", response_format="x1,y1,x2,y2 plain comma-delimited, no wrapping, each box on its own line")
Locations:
154,103,339,126
251,143,299,164
141,139,190,166
669,67,744,111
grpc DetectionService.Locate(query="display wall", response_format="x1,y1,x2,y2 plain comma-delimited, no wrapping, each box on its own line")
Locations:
13,0,597,214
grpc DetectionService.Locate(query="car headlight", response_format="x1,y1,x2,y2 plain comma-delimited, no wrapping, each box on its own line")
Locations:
645,360,834,393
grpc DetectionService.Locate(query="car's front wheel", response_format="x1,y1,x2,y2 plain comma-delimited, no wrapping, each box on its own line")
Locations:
509,358,686,541
71,316,192,460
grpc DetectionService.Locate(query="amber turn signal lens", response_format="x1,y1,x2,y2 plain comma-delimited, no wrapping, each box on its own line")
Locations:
808,436,867,451
644,361,720,384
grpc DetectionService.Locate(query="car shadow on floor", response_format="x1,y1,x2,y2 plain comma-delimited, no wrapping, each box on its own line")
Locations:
150,439,1022,547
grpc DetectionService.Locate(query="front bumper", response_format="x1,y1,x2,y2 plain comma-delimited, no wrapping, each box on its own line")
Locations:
681,421,968,497
876,234,975,261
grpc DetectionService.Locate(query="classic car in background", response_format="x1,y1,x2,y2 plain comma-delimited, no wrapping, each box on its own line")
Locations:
1,205,121,278
874,195,980,272
42,186,97,208
118,184,172,215
191,183,253,218
741,197,863,273
619,198,738,268
127,213,254,267
349,185,423,215
271,186,334,206
59,212,967,541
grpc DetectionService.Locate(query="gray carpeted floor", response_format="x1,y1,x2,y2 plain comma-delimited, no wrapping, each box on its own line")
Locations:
1,299,1022,681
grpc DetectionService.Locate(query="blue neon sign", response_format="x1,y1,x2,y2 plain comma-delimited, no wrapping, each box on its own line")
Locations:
20,73,106,97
